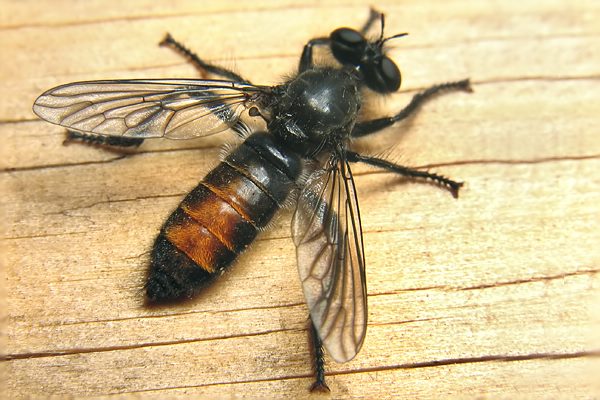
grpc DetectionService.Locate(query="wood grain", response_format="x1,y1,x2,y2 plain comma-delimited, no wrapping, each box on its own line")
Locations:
2,0,599,398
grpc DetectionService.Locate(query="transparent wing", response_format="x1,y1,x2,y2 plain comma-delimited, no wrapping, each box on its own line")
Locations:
292,154,367,363
33,79,270,139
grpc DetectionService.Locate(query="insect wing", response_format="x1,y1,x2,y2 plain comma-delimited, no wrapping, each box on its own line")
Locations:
292,156,367,363
33,79,269,139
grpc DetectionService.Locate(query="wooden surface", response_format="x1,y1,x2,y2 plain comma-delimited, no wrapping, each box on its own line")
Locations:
2,0,599,398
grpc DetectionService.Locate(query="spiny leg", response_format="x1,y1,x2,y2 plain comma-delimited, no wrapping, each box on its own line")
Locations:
346,151,463,198
352,79,472,137
309,318,330,392
65,130,144,148
160,33,251,84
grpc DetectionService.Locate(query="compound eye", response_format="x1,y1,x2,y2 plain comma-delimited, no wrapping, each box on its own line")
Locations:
365,56,401,93
330,28,367,65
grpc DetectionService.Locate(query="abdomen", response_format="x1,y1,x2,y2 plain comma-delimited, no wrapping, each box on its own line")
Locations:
146,132,301,302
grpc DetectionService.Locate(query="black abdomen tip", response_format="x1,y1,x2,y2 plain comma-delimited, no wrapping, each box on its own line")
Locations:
146,234,215,303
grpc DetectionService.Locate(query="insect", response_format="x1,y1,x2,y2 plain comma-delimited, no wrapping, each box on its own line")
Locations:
33,9,471,391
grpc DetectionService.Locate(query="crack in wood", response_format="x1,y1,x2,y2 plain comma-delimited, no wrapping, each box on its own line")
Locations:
1,145,220,173
42,193,184,215
1,327,297,361
35,301,307,328
4,230,98,241
459,268,600,291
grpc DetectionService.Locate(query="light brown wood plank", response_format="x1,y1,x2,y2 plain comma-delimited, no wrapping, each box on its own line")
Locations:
2,0,599,398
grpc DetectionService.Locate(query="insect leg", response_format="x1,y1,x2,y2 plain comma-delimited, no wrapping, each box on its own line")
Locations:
298,37,329,72
351,79,472,138
346,151,463,198
309,319,330,392
160,33,251,84
360,8,383,34
64,130,144,148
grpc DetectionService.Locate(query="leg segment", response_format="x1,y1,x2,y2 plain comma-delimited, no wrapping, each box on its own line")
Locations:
65,130,144,148
352,79,472,137
160,33,250,84
360,8,383,35
298,37,329,72
347,151,463,198
309,319,330,392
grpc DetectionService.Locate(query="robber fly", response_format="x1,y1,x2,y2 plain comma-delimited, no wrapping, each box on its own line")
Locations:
33,9,471,391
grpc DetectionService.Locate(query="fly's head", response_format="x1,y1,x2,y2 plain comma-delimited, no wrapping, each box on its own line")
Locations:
329,16,407,94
